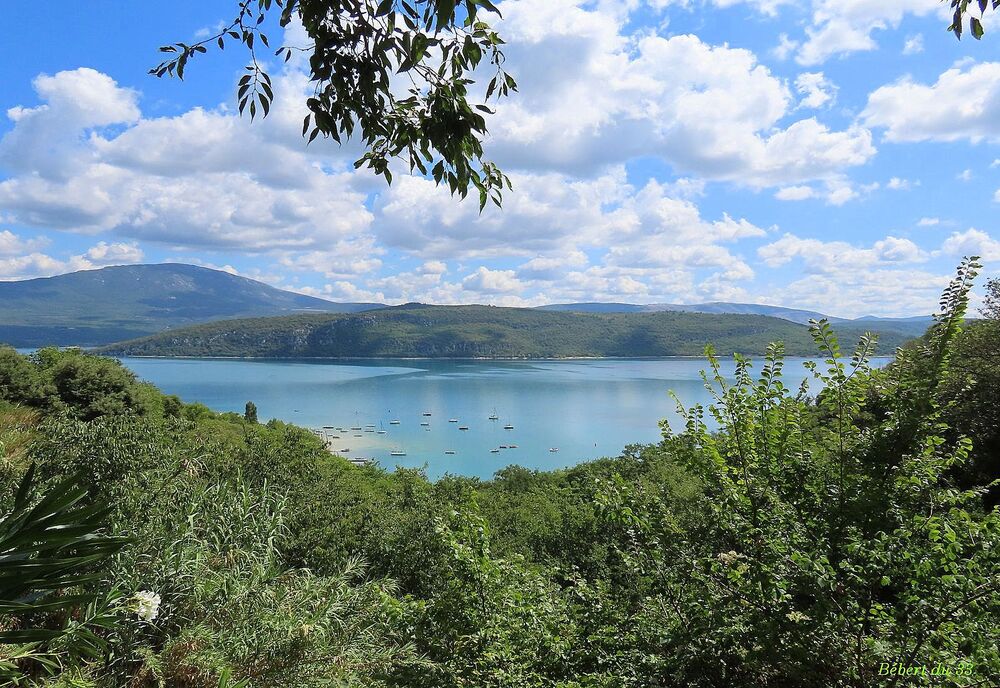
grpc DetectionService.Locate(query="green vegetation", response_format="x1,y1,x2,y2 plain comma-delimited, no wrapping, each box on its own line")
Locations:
153,0,516,209
2,260,999,686
0,263,379,347
98,303,916,358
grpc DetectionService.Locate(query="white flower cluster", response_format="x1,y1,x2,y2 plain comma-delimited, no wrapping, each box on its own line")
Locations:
716,550,741,566
133,590,161,622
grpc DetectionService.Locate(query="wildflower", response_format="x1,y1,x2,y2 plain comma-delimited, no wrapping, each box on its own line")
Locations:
133,590,161,621
717,550,740,566
786,610,811,623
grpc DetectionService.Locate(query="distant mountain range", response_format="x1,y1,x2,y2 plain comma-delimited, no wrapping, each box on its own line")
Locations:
98,304,918,360
0,263,934,349
537,302,935,336
0,263,381,347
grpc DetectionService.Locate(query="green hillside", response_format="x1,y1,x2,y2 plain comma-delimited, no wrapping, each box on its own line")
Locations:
0,263,381,347
99,304,917,358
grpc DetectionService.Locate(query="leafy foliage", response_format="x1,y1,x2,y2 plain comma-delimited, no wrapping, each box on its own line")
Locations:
947,0,998,39
0,465,125,682
150,0,517,209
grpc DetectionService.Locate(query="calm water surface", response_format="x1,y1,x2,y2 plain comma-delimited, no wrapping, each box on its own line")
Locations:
117,357,891,479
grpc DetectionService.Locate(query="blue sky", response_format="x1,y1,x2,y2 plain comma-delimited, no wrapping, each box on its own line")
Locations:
1,0,999,317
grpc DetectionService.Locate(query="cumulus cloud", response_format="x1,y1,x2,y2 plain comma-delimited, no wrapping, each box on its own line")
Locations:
775,185,817,201
0,229,48,256
0,68,374,253
940,228,1000,261
758,233,927,271
864,62,1000,143
485,2,874,186
0,239,143,281
795,72,837,109
903,33,924,54
796,0,944,66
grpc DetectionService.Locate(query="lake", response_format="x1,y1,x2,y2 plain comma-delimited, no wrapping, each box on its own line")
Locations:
116,356,892,479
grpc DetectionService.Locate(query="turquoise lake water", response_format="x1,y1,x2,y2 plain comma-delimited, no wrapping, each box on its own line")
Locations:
115,356,892,479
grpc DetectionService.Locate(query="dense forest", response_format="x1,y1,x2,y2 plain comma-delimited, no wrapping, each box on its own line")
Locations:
0,260,997,686
98,304,916,359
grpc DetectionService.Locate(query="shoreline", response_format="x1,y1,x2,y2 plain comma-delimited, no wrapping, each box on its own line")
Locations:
103,353,898,362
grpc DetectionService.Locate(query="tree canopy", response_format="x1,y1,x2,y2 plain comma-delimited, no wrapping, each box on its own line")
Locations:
151,0,516,209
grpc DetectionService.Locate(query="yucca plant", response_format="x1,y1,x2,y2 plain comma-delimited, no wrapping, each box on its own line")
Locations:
0,464,126,679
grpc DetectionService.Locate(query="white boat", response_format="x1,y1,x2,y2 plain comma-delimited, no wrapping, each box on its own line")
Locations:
390,450,407,456
445,450,456,455
549,448,559,453
509,444,518,449
503,424,514,430
459,426,469,430
376,430,387,435
490,448,500,453
420,421,430,426
422,412,432,417
389,420,401,425
448,418,459,423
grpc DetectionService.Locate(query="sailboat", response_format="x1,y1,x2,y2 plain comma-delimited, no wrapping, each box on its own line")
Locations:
488,407,499,421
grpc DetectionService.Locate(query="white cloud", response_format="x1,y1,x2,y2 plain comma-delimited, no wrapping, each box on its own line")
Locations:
917,217,941,227
903,33,924,55
462,267,525,295
772,33,800,61
80,241,144,265
795,72,837,109
758,233,926,271
775,185,817,201
957,169,973,181
0,229,48,256
0,240,143,281
887,177,911,190
759,269,951,319
864,62,1000,143
0,68,374,253
940,228,1000,261
796,0,944,66
487,3,874,186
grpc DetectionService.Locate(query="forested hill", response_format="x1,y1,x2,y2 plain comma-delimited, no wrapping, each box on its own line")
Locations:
0,263,381,347
98,304,917,358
